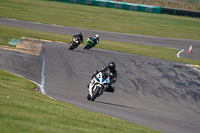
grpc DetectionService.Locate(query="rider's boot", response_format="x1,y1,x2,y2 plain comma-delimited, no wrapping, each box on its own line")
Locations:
105,85,115,92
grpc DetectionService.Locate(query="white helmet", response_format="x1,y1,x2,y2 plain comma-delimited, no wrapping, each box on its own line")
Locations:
94,34,99,39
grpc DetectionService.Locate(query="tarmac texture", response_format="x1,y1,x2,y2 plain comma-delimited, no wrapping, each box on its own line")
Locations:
42,42,200,133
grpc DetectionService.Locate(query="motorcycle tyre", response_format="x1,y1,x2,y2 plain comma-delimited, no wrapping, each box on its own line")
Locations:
83,45,88,50
87,94,91,100
91,86,101,101
69,44,74,50
69,47,73,50
69,43,77,50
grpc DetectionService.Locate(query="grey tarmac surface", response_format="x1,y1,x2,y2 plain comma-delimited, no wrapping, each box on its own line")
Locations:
0,18,200,133
43,42,200,133
0,48,42,83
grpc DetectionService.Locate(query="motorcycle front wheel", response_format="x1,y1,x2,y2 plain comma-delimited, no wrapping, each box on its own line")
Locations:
83,45,88,50
69,43,74,50
91,86,101,101
87,94,91,100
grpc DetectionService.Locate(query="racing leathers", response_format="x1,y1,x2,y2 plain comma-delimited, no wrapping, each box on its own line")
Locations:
91,66,117,92
88,36,99,47
71,33,83,47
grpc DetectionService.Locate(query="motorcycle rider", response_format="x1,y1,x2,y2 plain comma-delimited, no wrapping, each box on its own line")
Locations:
87,62,117,92
71,32,83,47
88,34,99,47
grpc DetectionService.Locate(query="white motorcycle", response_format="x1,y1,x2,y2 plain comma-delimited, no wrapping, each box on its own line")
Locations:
87,71,110,101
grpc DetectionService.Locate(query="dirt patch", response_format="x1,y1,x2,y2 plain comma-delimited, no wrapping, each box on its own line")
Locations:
16,37,43,56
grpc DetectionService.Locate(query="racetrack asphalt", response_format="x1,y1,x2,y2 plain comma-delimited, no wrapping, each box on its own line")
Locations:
0,17,200,133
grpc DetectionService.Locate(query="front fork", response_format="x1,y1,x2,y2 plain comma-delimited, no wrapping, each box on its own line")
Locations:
89,83,104,97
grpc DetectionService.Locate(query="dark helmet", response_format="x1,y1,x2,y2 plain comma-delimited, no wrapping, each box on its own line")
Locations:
78,32,82,36
108,62,116,71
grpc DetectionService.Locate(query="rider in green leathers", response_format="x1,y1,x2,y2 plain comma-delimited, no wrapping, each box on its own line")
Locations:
85,34,99,49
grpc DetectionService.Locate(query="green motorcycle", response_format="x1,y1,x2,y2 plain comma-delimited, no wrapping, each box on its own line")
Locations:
83,38,95,50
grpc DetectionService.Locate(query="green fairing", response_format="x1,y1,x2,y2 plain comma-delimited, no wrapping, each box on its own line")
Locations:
86,38,94,48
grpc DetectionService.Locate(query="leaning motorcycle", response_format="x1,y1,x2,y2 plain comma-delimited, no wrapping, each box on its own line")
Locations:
83,38,95,50
87,71,110,101
69,37,79,50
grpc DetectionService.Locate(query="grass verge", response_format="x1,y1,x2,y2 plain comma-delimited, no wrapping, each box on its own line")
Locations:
0,0,200,40
0,69,161,133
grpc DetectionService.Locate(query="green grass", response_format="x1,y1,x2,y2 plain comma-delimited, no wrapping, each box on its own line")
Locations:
0,69,161,133
0,0,200,40
0,25,70,46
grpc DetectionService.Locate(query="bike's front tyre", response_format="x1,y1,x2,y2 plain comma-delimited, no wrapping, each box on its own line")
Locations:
83,45,87,50
87,94,91,100
69,43,74,50
91,87,101,101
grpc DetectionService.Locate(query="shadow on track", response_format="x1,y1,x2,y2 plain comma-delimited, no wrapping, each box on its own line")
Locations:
94,101,146,111
81,48,117,55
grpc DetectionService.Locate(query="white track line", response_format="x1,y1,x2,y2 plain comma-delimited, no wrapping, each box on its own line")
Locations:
177,49,184,58
186,64,200,73
40,44,46,95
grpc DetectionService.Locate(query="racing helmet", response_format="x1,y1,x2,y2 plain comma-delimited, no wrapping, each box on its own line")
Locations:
94,34,99,39
108,62,116,71
78,32,82,36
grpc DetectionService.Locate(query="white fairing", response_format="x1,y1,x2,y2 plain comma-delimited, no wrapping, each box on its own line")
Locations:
72,38,78,44
88,72,110,98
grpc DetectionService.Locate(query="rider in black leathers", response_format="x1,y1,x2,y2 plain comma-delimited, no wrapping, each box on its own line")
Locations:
88,62,117,92
71,32,83,47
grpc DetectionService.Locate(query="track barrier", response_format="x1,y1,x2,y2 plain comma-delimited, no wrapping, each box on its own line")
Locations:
50,0,200,18
50,0,162,14
161,8,200,18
